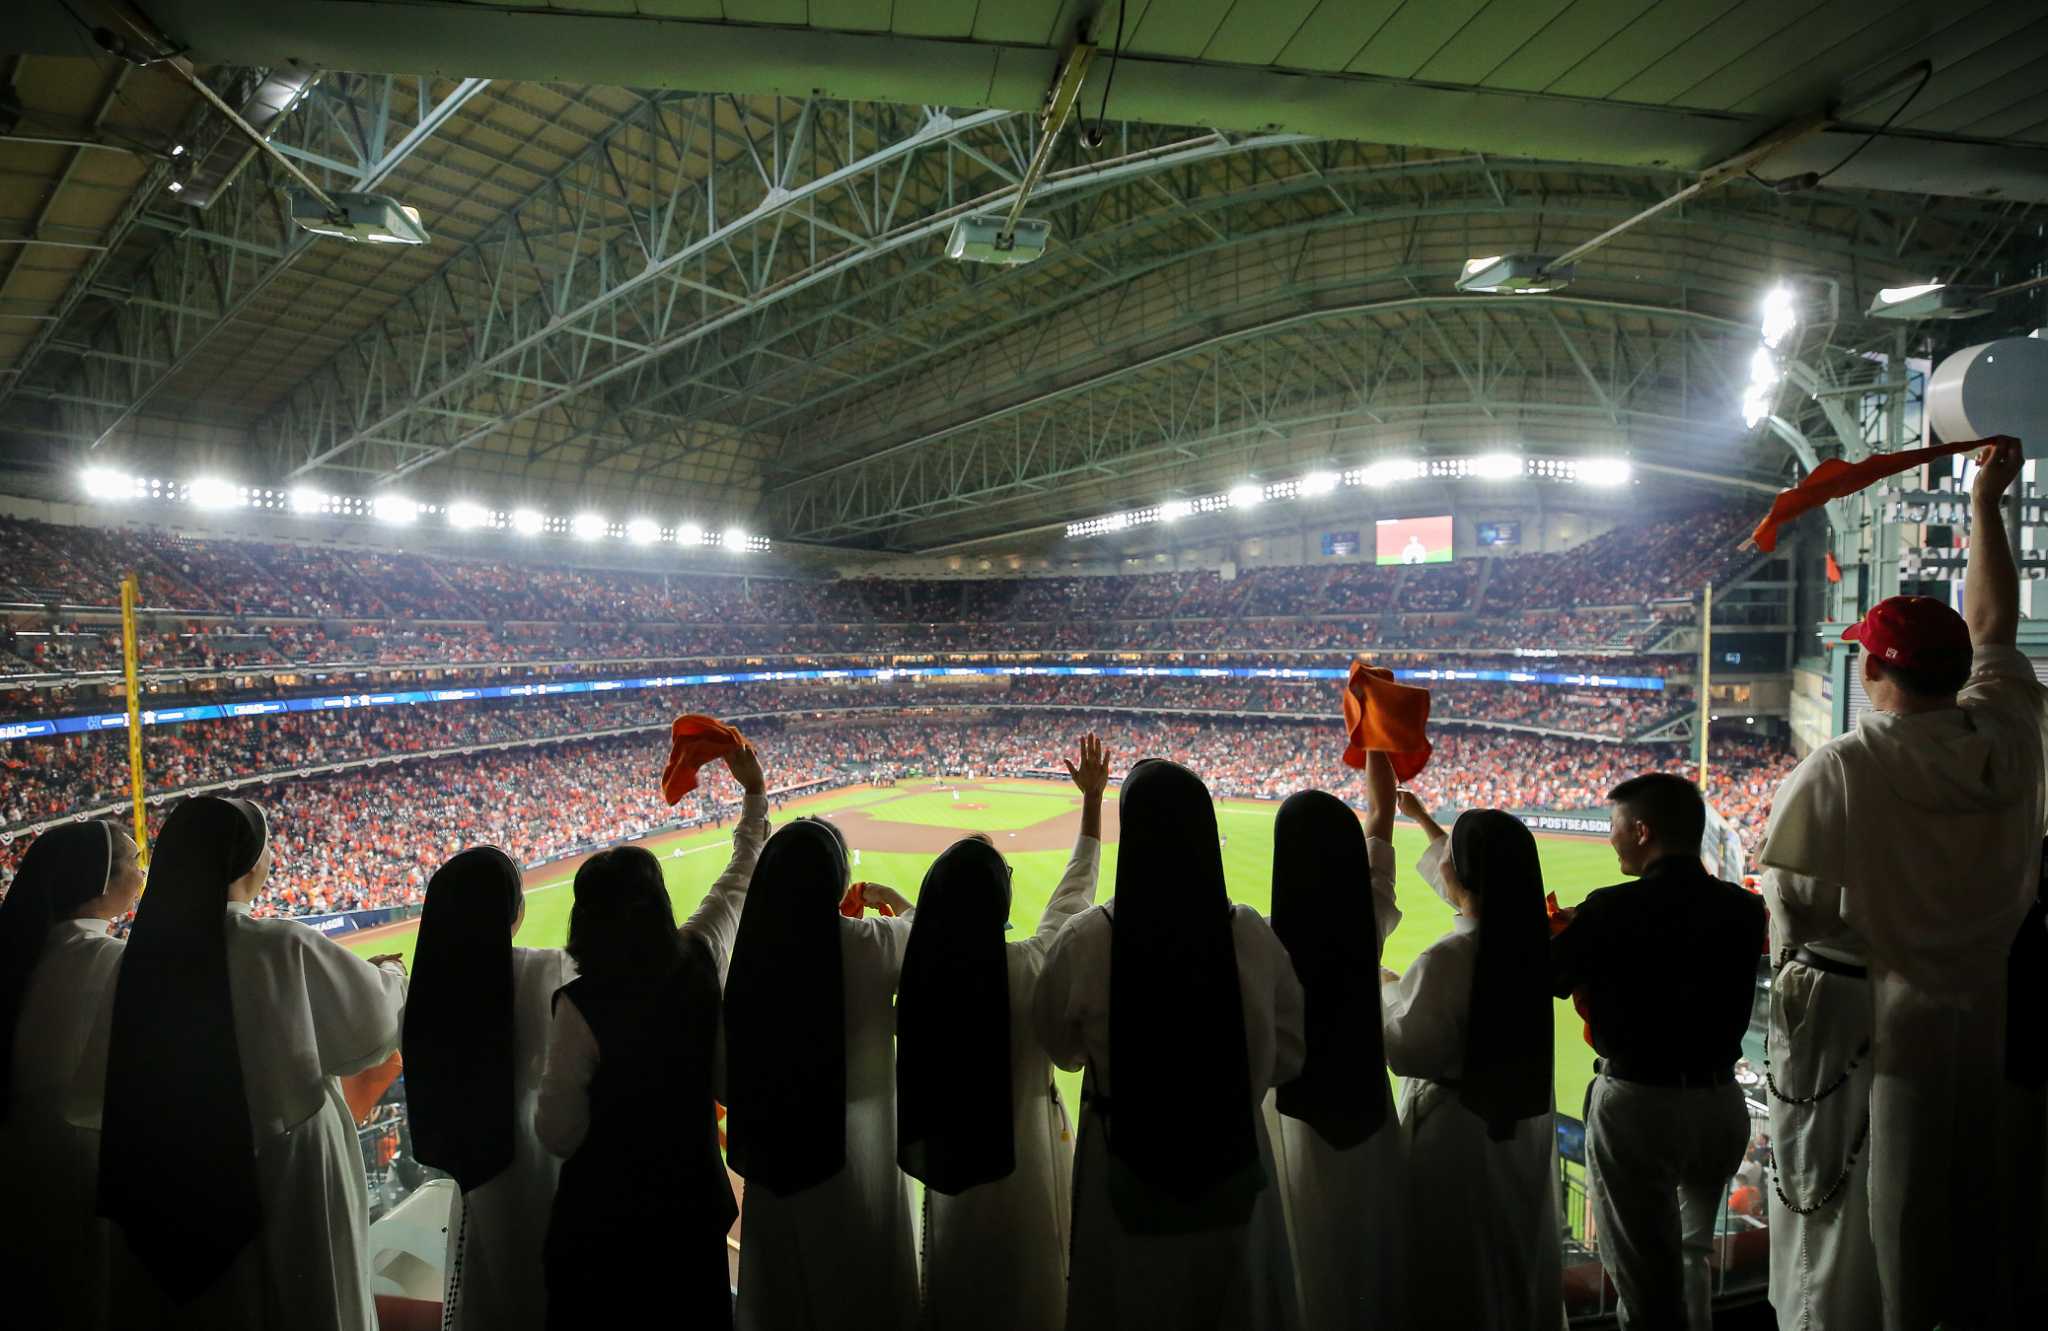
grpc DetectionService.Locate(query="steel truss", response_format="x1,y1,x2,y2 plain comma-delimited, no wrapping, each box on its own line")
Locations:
5,72,489,443
774,296,1762,546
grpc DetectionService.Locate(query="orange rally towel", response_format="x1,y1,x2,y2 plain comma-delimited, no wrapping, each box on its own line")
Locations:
1747,437,1992,553
1340,659,1432,781
839,883,896,918
661,714,746,804
340,1050,403,1125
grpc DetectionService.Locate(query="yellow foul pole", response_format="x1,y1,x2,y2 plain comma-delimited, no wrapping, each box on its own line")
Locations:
120,573,148,866
1697,583,1713,792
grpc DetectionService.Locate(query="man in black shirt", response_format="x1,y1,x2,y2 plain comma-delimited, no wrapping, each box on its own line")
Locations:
1552,772,1767,1331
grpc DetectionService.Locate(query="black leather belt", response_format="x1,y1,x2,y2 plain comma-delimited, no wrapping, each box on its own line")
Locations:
1791,947,1868,980
1598,1059,1736,1089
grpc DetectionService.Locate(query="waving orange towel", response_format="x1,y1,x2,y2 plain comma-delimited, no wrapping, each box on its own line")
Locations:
661,714,746,805
839,882,896,918
1341,660,1432,781
1747,437,1988,552
340,1050,403,1125
1547,894,1596,1050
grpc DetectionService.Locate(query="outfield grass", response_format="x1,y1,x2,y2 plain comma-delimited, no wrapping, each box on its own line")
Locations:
352,781,1614,1121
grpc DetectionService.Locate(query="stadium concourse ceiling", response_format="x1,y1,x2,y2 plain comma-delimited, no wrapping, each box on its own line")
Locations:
2,1,2046,552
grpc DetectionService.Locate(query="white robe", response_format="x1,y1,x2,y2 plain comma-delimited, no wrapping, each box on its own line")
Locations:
919,834,1100,1331
1261,834,1407,1331
734,908,919,1331
1761,644,2048,1331
441,945,575,1331
1,918,124,1331
1383,916,1563,1331
77,904,408,1331
1035,900,1307,1331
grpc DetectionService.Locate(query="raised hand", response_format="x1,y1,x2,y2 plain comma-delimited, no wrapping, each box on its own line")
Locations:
1064,732,1110,799
1971,435,2024,505
1394,788,1429,822
724,741,766,795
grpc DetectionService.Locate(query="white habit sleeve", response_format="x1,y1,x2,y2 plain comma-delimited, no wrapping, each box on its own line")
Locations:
678,787,770,981
535,996,599,1158
1032,834,1101,947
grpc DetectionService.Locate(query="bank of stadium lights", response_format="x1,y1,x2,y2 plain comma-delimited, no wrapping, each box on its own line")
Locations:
1743,285,1798,428
75,467,769,551
1063,454,1631,539
1866,282,1988,321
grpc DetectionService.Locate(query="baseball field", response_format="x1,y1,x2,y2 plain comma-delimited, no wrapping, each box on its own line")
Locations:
349,777,1614,1117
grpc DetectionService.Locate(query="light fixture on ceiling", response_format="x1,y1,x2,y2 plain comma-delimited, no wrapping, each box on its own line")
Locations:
1575,457,1633,487
510,508,545,536
373,493,418,525
1468,452,1525,480
723,527,750,549
1761,285,1799,349
81,467,136,501
1867,283,1988,321
448,501,490,530
1160,499,1193,522
1300,470,1340,497
1455,254,1574,294
287,188,431,245
1358,458,1421,487
571,512,608,542
626,517,660,545
187,476,241,510
289,487,328,515
1227,482,1263,509
1748,347,1782,387
677,522,704,546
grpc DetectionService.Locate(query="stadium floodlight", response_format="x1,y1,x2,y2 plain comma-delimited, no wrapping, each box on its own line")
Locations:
1227,483,1263,509
1359,458,1420,487
288,487,327,515
186,476,242,510
1576,458,1633,487
625,517,660,545
1741,382,1775,429
1160,499,1194,522
1300,471,1340,498
288,189,431,245
677,522,704,546
81,467,136,501
373,493,418,526
571,512,608,542
1469,453,1525,480
1867,282,1987,321
723,527,750,550
1748,347,1781,387
509,508,544,536
447,501,489,530
1760,285,1799,350
1455,254,1573,294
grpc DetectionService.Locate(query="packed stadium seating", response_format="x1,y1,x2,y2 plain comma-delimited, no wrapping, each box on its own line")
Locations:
0,716,1796,921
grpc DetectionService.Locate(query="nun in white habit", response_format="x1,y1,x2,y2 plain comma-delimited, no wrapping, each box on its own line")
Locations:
1034,758,1306,1331
726,817,918,1331
0,820,142,1331
1382,795,1563,1331
899,733,1108,1331
1262,755,1407,1331
93,795,408,1331
402,844,574,1331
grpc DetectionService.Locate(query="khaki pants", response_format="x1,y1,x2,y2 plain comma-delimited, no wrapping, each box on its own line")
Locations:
1586,1073,1749,1331
1766,960,1880,1331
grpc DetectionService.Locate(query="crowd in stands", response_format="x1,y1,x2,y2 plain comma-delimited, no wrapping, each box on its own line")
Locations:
0,669,1705,830
1,705,1794,921
2,504,1755,631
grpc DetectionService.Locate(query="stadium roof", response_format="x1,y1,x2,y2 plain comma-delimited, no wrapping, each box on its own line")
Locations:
4,1,2046,552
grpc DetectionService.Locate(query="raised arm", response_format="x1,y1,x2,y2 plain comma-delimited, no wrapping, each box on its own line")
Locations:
1037,733,1109,943
677,742,770,977
1362,750,1396,842
1395,786,1448,844
1967,436,2024,647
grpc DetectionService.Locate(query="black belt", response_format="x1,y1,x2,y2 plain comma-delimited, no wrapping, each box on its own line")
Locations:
1791,947,1868,980
1598,1058,1736,1089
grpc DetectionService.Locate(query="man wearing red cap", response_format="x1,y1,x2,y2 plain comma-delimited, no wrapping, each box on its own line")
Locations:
1760,439,2046,1331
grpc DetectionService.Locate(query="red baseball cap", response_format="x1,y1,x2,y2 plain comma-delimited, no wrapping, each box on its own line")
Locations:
1840,595,1971,669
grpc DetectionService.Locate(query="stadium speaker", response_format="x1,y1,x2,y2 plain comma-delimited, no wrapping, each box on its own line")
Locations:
1927,338,2048,458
